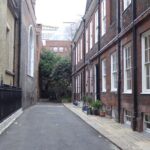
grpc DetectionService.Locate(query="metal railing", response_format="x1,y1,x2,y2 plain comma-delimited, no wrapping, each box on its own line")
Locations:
0,84,22,122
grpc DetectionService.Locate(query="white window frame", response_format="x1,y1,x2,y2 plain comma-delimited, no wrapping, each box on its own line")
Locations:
90,68,93,93
86,28,89,54
85,70,89,93
80,38,83,60
142,30,150,94
111,51,118,91
123,0,131,11
53,47,58,52
59,47,64,52
76,77,78,93
123,44,132,93
102,59,106,92
90,21,93,49
101,0,106,36
27,25,35,77
124,110,132,126
75,46,78,65
143,113,150,133
77,42,80,62
95,9,98,43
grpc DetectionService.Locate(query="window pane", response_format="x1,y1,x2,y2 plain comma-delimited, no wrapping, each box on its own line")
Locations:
145,37,148,49
145,49,148,63
149,49,150,62
148,35,150,49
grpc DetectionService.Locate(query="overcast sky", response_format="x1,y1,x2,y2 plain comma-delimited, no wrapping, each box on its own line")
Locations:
35,0,87,27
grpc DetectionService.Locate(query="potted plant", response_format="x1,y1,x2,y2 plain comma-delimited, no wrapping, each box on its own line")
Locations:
91,100,102,116
82,96,88,112
86,96,93,115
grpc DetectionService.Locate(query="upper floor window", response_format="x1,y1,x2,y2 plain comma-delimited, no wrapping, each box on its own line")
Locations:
101,0,106,36
123,43,132,93
78,42,80,62
123,0,131,10
59,47,64,52
95,9,98,43
90,21,93,49
80,38,83,60
75,46,78,65
86,28,89,53
102,59,106,92
53,47,58,52
28,25,35,77
111,51,118,91
142,30,150,93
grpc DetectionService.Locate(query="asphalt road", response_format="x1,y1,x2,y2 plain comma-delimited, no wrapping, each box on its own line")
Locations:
0,104,119,150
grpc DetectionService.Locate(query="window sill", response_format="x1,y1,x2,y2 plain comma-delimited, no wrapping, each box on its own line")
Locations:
27,74,34,79
111,89,117,92
5,70,15,77
122,91,132,94
140,92,150,95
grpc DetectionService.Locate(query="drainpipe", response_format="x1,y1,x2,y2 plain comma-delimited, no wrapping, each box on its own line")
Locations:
97,0,101,100
117,0,121,123
132,0,137,131
13,19,17,86
18,0,22,87
83,18,86,97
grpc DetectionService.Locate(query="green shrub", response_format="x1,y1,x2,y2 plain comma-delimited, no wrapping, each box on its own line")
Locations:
91,100,102,110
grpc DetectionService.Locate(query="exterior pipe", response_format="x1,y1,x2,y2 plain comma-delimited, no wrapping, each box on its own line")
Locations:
132,0,138,131
117,0,121,123
97,0,101,100
18,0,22,87
83,18,86,97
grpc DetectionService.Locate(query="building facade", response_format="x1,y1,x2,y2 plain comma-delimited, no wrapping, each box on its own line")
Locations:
72,0,150,133
0,0,20,86
19,0,39,108
43,40,71,58
0,0,41,117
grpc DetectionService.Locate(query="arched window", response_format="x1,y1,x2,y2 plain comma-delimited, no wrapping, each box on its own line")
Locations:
28,25,34,77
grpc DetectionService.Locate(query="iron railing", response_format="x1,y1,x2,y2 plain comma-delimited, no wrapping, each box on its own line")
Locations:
0,84,22,122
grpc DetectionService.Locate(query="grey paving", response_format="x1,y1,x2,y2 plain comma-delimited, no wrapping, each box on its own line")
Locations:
65,103,150,150
0,104,119,150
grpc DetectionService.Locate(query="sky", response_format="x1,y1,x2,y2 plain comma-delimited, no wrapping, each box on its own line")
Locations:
35,0,87,40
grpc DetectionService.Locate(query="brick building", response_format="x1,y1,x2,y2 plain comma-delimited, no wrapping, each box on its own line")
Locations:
72,0,150,133
43,40,71,58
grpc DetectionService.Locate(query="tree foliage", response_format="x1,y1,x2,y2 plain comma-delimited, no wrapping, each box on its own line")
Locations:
40,50,71,101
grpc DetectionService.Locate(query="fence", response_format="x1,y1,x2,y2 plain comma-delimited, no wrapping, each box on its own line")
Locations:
0,84,22,122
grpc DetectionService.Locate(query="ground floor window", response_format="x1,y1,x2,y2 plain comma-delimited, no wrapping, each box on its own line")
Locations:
112,107,116,119
144,114,150,133
124,110,132,125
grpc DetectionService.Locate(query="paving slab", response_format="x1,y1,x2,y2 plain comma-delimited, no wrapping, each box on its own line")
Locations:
64,103,150,150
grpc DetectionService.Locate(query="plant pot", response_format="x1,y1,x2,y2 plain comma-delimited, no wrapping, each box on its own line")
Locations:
87,107,92,115
82,105,88,112
93,109,100,116
100,111,106,117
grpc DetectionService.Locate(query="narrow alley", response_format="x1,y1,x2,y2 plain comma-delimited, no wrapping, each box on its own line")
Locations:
0,104,118,150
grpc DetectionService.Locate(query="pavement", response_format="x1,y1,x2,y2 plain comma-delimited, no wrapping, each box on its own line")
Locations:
0,103,119,150
64,103,150,150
